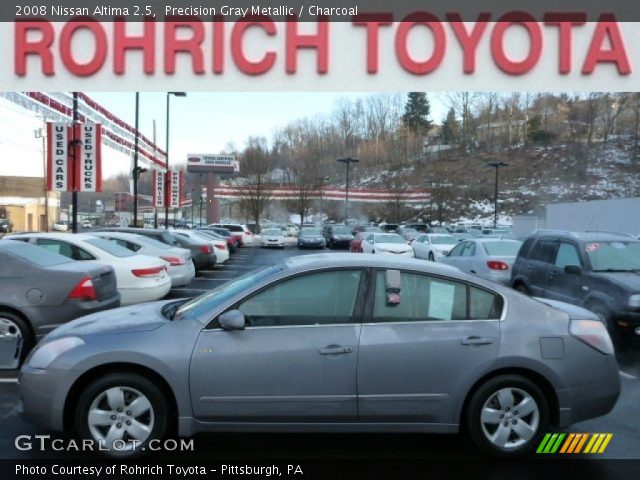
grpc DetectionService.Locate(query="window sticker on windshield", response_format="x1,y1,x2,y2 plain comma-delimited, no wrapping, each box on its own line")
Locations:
586,243,600,253
610,242,626,249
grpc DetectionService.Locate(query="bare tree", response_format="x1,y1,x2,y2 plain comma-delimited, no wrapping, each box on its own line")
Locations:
601,93,628,146
235,137,274,232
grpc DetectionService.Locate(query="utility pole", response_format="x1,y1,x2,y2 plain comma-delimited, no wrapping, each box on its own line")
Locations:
486,162,509,228
336,157,359,223
132,92,140,227
35,126,48,231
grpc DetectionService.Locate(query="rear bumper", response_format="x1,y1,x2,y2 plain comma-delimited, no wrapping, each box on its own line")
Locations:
479,271,512,286
119,280,172,306
556,360,621,428
169,262,196,287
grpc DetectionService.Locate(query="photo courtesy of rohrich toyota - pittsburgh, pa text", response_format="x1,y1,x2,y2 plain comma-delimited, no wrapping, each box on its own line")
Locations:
1,1,640,478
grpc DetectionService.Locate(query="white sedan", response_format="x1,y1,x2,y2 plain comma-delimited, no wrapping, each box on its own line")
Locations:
171,229,230,264
260,228,286,248
8,233,171,306
361,233,414,257
88,231,195,287
412,234,460,261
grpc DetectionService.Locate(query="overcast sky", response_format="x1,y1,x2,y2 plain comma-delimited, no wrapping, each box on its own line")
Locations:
0,92,447,179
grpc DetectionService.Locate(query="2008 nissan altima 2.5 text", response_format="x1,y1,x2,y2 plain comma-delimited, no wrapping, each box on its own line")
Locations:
18,254,620,457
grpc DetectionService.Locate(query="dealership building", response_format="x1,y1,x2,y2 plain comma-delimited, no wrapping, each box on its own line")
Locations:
0,176,59,231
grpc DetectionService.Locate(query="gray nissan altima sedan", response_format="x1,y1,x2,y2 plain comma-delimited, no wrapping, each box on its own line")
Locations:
18,254,620,457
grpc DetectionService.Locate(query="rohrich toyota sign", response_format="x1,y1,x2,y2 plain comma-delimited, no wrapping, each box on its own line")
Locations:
186,155,239,175
4,14,640,91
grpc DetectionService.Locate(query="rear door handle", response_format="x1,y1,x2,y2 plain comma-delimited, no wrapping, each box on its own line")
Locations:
461,337,494,346
319,346,354,355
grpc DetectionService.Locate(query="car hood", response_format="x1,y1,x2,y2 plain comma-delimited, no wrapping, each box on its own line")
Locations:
377,243,411,251
596,271,640,290
45,300,174,340
300,235,324,240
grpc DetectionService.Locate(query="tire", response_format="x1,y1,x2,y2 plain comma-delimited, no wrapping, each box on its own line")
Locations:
75,373,170,457
514,283,531,295
466,374,548,457
428,252,435,262
0,310,32,368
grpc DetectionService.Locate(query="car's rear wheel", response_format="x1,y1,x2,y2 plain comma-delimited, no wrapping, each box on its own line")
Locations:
0,311,32,368
76,373,169,457
466,375,548,457
514,283,530,295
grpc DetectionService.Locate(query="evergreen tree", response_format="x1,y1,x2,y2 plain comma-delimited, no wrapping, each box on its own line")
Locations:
441,108,459,145
402,92,431,134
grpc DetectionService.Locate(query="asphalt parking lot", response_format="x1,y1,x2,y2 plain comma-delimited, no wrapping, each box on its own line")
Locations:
0,245,639,460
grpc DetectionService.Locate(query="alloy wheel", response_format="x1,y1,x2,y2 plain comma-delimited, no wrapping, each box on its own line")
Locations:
87,386,154,450
480,387,540,450
0,317,24,369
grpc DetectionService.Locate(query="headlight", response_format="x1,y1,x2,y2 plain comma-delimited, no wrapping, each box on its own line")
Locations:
28,337,84,370
629,294,640,308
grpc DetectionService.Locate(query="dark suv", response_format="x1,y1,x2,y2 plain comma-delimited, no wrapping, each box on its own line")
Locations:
323,224,354,249
511,231,640,338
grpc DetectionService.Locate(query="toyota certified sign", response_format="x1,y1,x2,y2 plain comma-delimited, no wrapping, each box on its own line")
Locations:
186,154,239,175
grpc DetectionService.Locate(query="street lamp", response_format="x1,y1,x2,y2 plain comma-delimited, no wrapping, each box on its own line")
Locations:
336,157,359,223
486,161,509,228
165,92,187,229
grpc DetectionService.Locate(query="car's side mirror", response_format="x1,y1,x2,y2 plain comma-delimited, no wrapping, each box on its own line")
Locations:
564,265,582,276
219,310,246,330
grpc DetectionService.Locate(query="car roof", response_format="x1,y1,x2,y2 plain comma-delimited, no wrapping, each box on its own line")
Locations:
472,237,521,243
532,230,639,243
10,232,97,242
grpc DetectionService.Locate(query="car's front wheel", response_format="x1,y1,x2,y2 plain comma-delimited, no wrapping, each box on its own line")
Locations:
466,375,548,457
76,373,170,457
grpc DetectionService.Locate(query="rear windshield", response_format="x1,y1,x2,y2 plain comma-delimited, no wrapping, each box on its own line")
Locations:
224,225,243,232
1,240,72,266
375,234,405,244
483,241,522,256
84,238,135,258
301,228,322,235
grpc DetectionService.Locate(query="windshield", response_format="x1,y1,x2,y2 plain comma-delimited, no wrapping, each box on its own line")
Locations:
333,227,351,234
375,234,404,244
483,241,522,256
301,228,321,235
84,238,135,257
263,229,282,236
431,235,457,245
587,241,640,271
2,240,72,266
175,264,283,321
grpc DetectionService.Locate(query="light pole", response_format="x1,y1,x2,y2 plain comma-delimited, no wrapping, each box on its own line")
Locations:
317,175,329,220
164,92,186,229
336,158,359,223
486,161,509,228
132,92,148,227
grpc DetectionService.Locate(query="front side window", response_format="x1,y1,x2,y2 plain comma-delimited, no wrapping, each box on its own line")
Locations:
238,270,363,327
462,242,477,257
555,243,581,268
449,242,465,257
372,271,502,323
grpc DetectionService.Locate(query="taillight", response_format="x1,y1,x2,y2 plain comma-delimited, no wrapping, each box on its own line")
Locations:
199,244,212,254
68,276,97,300
487,261,510,271
132,266,166,278
160,255,185,266
215,244,226,250
570,320,614,355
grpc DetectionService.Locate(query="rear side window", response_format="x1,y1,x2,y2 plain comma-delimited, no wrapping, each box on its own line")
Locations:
84,238,134,258
530,239,557,264
372,271,503,322
518,237,536,259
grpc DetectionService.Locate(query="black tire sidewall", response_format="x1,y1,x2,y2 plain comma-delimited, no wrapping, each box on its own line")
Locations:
466,375,549,457
75,373,170,457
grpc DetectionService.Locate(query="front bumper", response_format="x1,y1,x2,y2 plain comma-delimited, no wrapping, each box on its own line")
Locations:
612,310,640,334
377,250,414,258
18,364,76,432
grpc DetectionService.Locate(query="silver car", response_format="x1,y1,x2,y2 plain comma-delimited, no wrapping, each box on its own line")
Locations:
18,254,619,457
440,238,523,286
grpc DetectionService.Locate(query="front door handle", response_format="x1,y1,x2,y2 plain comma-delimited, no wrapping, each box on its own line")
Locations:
319,346,354,355
461,337,494,346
